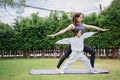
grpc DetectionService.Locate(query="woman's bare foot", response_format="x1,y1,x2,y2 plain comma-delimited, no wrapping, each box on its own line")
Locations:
56,68,60,72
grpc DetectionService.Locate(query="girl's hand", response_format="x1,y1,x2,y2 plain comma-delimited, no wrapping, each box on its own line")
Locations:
94,32,97,34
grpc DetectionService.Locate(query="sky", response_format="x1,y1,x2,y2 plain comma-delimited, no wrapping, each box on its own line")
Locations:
0,0,113,25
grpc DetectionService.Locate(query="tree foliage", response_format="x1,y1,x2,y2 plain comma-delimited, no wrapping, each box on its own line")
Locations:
0,0,119,52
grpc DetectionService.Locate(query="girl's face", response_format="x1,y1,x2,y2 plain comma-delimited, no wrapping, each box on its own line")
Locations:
76,30,82,37
76,15,83,23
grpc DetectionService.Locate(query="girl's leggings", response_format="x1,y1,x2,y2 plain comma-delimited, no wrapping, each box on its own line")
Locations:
56,45,96,68
61,51,94,72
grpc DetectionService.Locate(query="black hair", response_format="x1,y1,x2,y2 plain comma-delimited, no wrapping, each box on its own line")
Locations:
74,28,81,36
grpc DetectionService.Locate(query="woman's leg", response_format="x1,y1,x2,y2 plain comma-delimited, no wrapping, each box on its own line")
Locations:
56,45,72,69
83,45,96,68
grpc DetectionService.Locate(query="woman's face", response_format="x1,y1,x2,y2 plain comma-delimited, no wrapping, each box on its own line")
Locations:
77,15,83,23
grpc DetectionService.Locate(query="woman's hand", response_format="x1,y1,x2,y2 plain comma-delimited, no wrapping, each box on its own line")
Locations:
47,34,55,38
102,29,110,31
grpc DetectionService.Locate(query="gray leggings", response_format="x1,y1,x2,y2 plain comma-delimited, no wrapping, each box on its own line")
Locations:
57,45,96,68
61,51,94,72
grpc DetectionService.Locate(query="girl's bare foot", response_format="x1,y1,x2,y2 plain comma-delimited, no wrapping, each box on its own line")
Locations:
94,68,97,72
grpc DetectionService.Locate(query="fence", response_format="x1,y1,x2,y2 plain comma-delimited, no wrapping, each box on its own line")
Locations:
0,48,120,58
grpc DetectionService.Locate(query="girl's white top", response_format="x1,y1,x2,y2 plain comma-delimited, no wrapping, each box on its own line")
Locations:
56,32,95,52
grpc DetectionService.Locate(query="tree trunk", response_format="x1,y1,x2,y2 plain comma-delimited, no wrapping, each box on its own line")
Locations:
111,48,116,59
23,49,29,58
60,48,63,57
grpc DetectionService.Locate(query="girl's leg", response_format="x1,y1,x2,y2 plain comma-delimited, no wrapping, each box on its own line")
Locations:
61,52,78,72
78,53,94,72
56,45,72,69
84,45,96,68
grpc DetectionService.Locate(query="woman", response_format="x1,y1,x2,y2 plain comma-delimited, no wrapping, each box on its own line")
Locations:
47,12,109,71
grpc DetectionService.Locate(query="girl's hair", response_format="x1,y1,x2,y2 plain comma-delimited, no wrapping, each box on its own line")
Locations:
74,29,81,36
72,12,83,25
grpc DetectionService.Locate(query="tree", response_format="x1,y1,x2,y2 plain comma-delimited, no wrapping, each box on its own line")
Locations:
0,22,14,51
101,0,120,48
0,0,26,17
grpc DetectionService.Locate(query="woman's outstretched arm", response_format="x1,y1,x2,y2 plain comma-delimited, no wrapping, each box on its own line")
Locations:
47,24,74,38
83,24,110,31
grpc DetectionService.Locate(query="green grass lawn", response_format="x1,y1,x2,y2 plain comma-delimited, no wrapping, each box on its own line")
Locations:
0,58,120,80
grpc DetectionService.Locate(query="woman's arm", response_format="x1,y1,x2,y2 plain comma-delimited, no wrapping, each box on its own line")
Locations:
83,24,109,31
47,24,74,37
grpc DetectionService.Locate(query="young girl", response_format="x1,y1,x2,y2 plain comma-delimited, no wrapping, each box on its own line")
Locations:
56,29,97,73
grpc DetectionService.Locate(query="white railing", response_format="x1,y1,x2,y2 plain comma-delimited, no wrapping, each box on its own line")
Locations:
0,48,120,58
